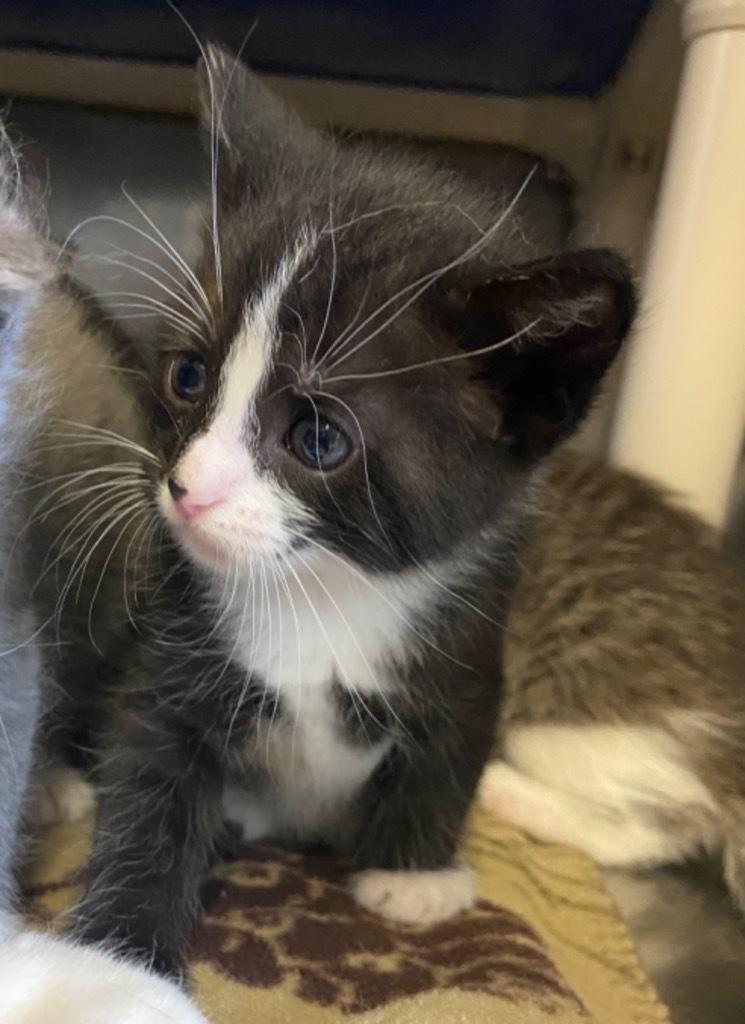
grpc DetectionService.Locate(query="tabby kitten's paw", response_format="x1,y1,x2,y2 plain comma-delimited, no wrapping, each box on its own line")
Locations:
25,765,96,826
351,865,475,925
0,929,208,1023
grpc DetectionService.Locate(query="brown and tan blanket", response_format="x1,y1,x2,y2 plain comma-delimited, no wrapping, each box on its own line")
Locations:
25,808,669,1024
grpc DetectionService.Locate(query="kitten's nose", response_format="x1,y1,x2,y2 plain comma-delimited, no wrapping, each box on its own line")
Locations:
167,475,225,520
167,477,188,502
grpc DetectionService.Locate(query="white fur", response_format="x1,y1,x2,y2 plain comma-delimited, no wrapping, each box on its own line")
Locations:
351,866,475,924
223,548,451,838
479,723,720,866
25,766,96,827
218,229,316,441
0,926,208,1023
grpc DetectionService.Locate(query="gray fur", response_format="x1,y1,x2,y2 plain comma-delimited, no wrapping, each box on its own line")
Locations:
496,449,745,913
0,125,147,932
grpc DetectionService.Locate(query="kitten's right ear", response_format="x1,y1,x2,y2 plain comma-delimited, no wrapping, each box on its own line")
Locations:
195,46,318,195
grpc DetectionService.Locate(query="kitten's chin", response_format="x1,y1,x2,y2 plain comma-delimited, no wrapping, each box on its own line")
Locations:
173,525,232,574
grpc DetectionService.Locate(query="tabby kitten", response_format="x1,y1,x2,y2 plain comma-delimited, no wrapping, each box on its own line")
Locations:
67,48,635,979
480,450,745,914
0,127,208,1024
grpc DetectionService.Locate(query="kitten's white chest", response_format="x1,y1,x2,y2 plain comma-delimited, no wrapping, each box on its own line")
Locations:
223,686,390,840
219,552,439,840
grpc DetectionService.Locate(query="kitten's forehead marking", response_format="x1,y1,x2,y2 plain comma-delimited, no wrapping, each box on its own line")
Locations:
214,229,318,440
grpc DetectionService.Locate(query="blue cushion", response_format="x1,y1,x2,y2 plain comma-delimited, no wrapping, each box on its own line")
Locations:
1,0,654,97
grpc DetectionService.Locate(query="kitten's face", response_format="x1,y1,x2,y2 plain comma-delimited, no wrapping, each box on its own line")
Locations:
143,51,634,583
154,219,512,577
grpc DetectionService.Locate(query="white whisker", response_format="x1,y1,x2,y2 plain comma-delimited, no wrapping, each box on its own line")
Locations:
90,251,213,329
94,291,205,336
298,535,473,672
323,317,540,385
311,172,339,365
321,166,537,372
120,184,213,315
59,212,210,317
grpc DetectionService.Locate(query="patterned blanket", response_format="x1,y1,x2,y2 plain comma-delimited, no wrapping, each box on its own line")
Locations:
25,809,669,1024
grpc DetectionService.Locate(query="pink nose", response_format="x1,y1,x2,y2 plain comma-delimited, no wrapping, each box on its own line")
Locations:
167,477,225,521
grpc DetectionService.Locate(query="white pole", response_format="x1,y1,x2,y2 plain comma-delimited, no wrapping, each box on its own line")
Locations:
609,0,745,527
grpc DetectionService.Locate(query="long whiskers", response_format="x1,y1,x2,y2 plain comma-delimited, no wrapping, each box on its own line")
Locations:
322,317,540,386
291,547,412,742
59,211,211,324
50,421,159,466
319,166,537,373
84,248,213,330
311,170,338,364
92,291,206,339
165,0,225,308
298,535,473,673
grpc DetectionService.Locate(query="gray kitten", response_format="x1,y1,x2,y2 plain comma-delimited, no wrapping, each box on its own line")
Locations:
0,126,209,1024
480,449,745,913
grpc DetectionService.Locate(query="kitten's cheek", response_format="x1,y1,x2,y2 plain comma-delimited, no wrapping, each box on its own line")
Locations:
351,865,475,924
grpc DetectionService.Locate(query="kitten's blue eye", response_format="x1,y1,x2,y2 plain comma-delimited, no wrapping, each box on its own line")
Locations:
169,352,207,402
289,416,351,471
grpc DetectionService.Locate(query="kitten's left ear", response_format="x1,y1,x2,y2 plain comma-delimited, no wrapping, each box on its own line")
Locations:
195,46,319,195
441,248,635,458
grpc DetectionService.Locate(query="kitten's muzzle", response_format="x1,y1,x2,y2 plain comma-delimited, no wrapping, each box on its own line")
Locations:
167,476,224,521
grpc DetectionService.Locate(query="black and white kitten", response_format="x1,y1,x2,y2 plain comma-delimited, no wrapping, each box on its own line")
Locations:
70,49,635,978
0,128,209,1024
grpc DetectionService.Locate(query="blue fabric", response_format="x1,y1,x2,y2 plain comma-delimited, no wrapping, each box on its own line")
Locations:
1,1,653,97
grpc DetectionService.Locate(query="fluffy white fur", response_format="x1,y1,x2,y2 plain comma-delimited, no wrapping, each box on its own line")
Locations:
480,723,720,866
0,925,208,1023
351,866,475,924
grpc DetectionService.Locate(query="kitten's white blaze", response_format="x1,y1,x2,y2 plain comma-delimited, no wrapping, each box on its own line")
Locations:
215,230,318,437
163,232,317,561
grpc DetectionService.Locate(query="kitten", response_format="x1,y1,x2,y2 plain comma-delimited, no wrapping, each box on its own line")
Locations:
0,126,209,1024
480,450,745,913
65,48,635,980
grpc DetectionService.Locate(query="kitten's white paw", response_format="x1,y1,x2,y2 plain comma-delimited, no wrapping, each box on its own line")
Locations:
25,766,96,826
351,865,475,925
0,929,209,1023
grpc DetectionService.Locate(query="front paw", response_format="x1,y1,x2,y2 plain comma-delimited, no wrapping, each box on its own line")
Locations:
25,765,96,827
0,930,208,1023
351,865,475,925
